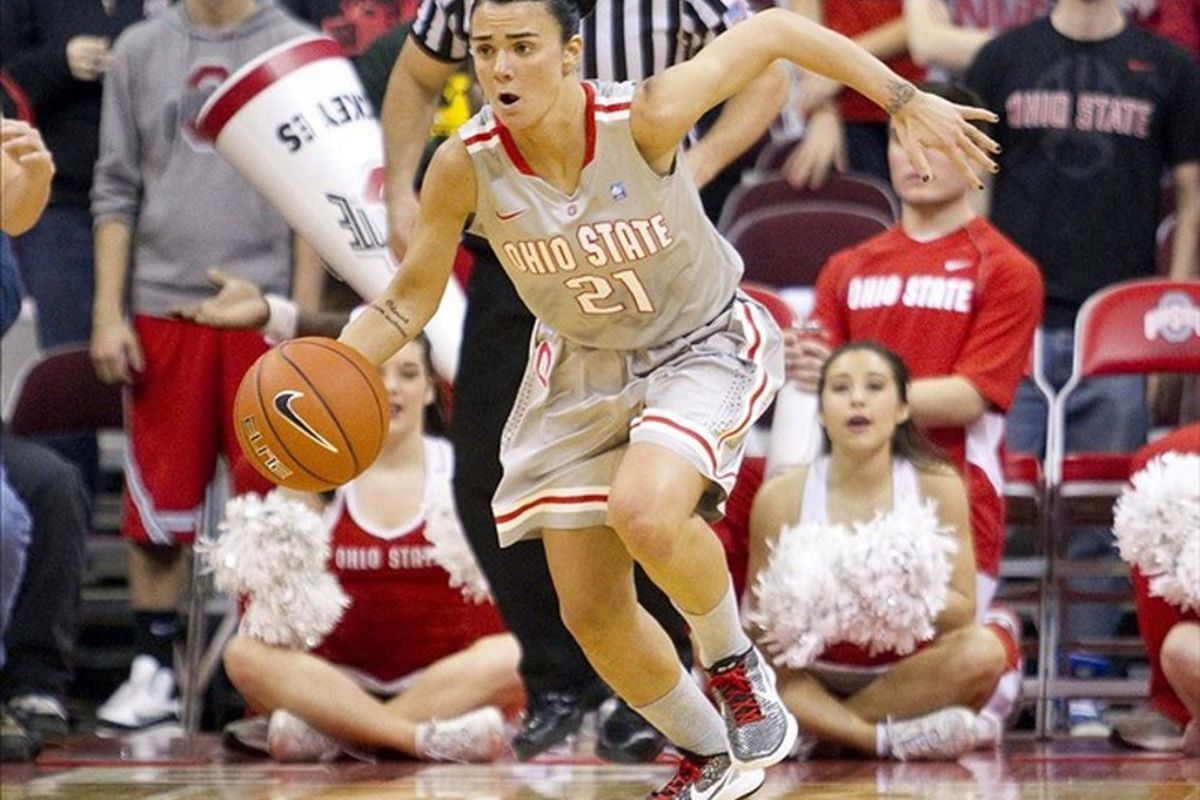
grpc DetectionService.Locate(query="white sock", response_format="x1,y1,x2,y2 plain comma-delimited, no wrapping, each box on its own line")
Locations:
634,667,729,757
876,722,891,757
678,583,752,669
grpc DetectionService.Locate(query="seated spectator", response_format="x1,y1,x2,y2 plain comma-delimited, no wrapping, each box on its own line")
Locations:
1111,423,1200,756
746,342,1008,760
2,118,86,763
221,335,521,763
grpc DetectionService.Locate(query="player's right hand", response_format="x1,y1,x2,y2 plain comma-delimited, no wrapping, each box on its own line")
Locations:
388,191,421,261
90,317,143,385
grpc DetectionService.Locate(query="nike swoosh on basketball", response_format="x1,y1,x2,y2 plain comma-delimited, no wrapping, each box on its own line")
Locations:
944,258,973,272
273,390,339,453
496,207,528,221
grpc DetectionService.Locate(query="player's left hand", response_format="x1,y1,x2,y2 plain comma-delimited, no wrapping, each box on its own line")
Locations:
172,268,269,330
889,86,999,190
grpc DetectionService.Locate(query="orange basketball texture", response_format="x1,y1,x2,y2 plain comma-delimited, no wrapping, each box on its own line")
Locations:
234,337,388,493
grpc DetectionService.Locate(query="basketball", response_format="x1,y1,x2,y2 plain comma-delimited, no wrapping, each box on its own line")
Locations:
233,337,388,493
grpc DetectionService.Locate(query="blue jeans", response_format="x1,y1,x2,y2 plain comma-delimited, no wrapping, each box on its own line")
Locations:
1007,326,1148,641
0,465,32,670
12,205,95,348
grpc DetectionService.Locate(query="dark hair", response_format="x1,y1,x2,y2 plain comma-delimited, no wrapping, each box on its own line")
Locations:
473,0,595,42
816,340,947,469
918,81,993,139
409,332,449,437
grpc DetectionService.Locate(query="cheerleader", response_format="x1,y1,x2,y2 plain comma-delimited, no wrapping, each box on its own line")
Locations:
747,342,1008,760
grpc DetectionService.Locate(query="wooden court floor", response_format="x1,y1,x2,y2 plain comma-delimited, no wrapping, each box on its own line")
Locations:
2,731,1197,799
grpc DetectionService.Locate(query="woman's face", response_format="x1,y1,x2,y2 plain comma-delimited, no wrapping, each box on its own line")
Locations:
378,340,435,440
819,349,909,454
469,0,581,131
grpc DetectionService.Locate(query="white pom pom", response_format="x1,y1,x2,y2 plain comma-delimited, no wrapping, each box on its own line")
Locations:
837,500,957,656
198,490,349,649
748,500,957,668
423,479,493,604
1113,453,1200,611
748,524,854,669
240,571,350,649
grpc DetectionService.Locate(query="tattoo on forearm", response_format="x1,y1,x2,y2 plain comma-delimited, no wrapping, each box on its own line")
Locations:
885,81,916,115
370,298,412,340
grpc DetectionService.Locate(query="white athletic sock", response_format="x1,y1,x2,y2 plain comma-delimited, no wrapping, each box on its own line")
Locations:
678,582,752,669
876,722,891,757
634,667,729,757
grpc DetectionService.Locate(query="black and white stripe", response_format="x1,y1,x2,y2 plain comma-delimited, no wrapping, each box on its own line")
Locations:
411,0,750,81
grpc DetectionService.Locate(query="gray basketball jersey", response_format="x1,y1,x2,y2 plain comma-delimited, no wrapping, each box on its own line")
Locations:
460,81,743,350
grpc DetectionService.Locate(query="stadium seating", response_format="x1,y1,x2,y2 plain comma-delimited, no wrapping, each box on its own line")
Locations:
1039,279,1200,731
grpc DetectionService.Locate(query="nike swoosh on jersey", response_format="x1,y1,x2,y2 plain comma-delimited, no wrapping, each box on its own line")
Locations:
943,258,974,272
496,208,528,221
273,390,339,453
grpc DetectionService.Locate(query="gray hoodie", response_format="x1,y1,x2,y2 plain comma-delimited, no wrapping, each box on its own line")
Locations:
92,2,312,315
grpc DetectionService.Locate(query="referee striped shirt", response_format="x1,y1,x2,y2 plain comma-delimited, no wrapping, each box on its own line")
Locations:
410,0,755,82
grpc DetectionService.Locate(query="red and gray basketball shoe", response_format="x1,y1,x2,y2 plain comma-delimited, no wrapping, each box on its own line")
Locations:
648,751,765,800
706,646,799,770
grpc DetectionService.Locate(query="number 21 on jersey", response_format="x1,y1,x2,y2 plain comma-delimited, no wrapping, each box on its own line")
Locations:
565,270,656,315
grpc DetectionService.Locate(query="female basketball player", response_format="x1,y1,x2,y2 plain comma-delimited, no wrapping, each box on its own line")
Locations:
222,336,522,763
746,342,1007,761
339,1,999,794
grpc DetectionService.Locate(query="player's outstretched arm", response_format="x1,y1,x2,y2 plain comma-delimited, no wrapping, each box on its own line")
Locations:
340,137,475,367
632,8,998,187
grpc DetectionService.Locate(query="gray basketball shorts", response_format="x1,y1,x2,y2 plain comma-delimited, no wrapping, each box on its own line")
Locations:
492,291,783,546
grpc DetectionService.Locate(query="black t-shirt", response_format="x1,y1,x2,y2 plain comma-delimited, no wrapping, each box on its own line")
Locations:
967,18,1200,327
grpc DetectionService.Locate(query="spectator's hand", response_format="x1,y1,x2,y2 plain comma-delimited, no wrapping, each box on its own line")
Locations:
388,191,421,261
66,36,112,82
890,85,999,189
783,326,831,392
90,317,143,385
799,74,842,117
783,106,847,190
173,268,270,329
1,119,54,179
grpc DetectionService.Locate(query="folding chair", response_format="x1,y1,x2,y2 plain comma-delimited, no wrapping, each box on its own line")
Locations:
4,345,125,569
718,172,899,234
1040,279,1200,731
726,201,892,289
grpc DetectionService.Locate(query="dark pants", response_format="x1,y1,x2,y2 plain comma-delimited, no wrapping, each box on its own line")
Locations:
12,206,100,496
0,435,87,701
450,239,693,698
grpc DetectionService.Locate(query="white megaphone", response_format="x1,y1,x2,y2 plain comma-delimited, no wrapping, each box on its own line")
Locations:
195,35,464,379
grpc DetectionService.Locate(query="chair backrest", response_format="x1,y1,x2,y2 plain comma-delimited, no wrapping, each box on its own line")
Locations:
726,201,892,289
1047,279,1200,480
718,172,899,233
740,282,797,330
1072,279,1200,380
4,346,124,437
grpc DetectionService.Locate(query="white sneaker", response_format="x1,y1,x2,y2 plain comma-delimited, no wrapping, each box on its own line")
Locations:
267,710,344,762
886,707,978,761
95,656,180,730
415,706,507,763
